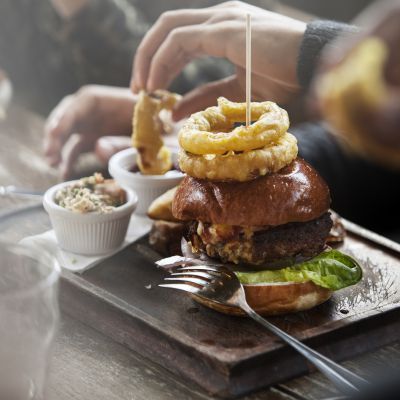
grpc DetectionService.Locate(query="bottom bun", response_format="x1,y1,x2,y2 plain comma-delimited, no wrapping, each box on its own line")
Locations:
149,220,185,256
192,281,332,316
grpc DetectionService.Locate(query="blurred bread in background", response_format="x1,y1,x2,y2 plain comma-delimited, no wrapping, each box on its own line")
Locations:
147,187,179,222
314,1,400,169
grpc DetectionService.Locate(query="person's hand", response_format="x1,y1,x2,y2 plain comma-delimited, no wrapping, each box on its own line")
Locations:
95,136,132,165
131,1,306,120
44,85,135,179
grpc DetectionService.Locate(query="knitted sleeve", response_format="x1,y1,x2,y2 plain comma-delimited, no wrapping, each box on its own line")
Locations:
297,20,359,89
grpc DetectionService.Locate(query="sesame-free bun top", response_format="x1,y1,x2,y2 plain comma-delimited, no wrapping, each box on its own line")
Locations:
172,158,330,226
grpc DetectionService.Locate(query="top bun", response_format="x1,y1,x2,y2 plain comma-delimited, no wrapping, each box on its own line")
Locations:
172,158,330,226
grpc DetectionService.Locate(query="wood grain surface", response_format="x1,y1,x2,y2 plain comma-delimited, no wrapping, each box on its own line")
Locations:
56,232,400,397
1,105,400,399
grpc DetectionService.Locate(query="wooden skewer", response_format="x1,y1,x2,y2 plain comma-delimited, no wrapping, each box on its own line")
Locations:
245,13,252,127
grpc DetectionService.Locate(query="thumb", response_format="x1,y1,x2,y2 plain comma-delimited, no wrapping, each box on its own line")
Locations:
95,136,131,165
44,95,76,166
172,75,243,121
60,133,94,180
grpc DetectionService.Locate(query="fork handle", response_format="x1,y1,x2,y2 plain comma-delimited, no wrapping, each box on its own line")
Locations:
241,303,368,396
0,185,43,197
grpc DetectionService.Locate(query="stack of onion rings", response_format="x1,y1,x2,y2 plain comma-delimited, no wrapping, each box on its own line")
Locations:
178,97,298,181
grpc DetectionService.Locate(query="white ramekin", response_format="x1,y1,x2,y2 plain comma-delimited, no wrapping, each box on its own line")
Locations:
108,148,184,215
43,181,138,256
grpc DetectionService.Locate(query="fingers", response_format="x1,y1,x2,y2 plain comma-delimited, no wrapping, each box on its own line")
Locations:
130,1,267,92
44,88,96,167
131,9,212,92
60,133,94,180
45,85,136,177
172,75,243,121
44,95,76,166
147,25,206,92
95,136,131,165
140,20,246,93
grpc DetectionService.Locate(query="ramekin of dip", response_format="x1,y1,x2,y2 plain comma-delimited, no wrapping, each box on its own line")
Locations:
108,148,184,215
43,173,138,255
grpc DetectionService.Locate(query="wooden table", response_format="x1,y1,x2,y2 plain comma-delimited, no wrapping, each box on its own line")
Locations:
1,105,399,400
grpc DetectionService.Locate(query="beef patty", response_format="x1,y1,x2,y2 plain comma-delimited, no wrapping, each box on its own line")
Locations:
187,212,333,266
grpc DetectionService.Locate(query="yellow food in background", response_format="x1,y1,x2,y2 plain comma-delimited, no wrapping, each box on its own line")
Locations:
132,90,181,175
316,37,400,168
147,186,179,222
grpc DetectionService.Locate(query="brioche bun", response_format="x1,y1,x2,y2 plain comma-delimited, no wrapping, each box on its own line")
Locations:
169,158,335,315
149,220,185,257
147,186,179,222
192,281,332,316
172,158,330,227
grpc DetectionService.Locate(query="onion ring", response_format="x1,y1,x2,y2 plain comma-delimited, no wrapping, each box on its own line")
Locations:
132,90,180,175
179,132,298,182
179,97,289,155
136,145,172,176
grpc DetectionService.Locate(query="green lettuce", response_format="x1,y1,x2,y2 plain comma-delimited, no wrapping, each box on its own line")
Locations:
235,250,362,291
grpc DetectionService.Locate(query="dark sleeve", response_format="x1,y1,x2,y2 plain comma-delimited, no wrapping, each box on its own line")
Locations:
297,20,359,89
294,121,400,233
61,0,149,87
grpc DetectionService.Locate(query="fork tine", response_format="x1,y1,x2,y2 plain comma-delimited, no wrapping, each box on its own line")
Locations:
165,277,207,286
170,271,215,280
158,283,200,294
177,265,221,273
156,256,198,268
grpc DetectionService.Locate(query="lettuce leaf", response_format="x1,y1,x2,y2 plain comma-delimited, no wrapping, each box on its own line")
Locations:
235,250,362,291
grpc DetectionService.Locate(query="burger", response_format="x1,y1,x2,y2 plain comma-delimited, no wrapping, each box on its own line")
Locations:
171,157,361,316
174,158,331,266
171,159,362,315
158,97,362,316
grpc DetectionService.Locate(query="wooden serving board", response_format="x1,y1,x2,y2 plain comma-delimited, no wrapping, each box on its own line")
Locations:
58,227,400,398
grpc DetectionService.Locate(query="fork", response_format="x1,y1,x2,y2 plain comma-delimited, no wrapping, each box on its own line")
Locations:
158,261,369,396
0,185,43,198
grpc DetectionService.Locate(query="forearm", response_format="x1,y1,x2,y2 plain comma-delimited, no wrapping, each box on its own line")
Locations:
297,20,359,89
